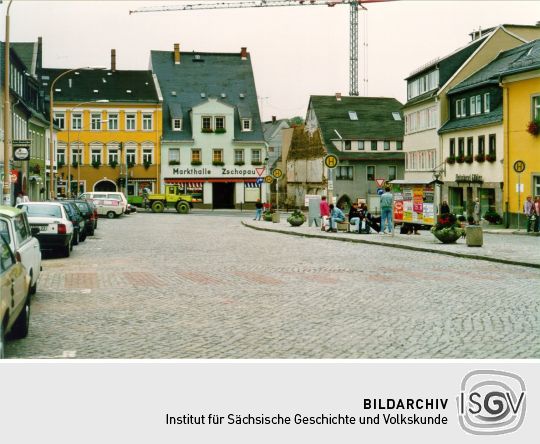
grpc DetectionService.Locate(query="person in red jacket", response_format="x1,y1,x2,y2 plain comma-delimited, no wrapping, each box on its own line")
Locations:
319,196,330,231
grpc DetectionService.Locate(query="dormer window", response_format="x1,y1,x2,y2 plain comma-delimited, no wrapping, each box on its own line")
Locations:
202,116,213,132
348,111,358,121
242,119,252,131
172,119,182,131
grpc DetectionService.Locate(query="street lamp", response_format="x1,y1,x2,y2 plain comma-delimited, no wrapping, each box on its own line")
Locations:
48,66,105,199
64,99,109,197
2,0,14,205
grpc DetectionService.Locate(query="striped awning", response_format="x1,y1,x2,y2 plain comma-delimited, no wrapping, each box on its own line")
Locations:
164,179,203,187
245,182,260,188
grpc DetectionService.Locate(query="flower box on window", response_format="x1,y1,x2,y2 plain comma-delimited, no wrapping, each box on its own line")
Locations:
456,155,465,164
168,160,180,166
446,156,456,165
91,160,101,169
234,161,245,166
212,161,225,167
251,161,263,166
71,161,78,169
214,128,226,134
475,154,485,162
191,161,202,166
485,154,496,162
57,161,65,169
464,155,473,164
527,120,540,136
127,161,135,169
143,160,152,170
109,160,118,169
201,128,214,134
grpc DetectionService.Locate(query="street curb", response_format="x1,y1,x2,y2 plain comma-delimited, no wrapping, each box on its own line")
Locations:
242,221,540,270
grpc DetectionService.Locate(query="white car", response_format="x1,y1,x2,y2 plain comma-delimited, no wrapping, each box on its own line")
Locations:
16,202,74,258
91,199,124,219
79,192,128,214
0,206,42,294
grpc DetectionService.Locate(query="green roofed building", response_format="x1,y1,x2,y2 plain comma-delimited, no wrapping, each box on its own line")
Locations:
286,94,403,211
150,45,267,209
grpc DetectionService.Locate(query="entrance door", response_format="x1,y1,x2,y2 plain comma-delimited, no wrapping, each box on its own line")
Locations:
212,183,235,209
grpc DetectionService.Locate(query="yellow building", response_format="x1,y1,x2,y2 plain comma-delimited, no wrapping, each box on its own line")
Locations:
501,41,540,226
44,68,162,200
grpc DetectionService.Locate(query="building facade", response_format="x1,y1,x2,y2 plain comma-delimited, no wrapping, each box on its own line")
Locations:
151,45,267,209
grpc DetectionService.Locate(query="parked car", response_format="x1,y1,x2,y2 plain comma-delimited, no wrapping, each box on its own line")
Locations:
79,192,128,214
60,201,86,244
16,202,74,257
92,199,124,219
67,200,96,236
0,206,41,295
1,235,31,358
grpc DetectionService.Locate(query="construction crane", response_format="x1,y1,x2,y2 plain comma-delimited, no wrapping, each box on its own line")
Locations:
129,0,391,96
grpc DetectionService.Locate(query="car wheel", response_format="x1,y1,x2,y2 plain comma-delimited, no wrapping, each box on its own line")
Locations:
64,242,71,258
0,322,5,359
176,201,190,214
29,271,37,295
151,201,165,213
11,295,30,339
106,211,116,219
80,231,87,242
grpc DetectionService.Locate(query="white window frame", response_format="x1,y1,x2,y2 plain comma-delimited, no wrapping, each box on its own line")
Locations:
142,143,154,164
72,113,82,130
172,119,182,131
533,95,540,120
388,165,397,181
142,113,153,131
126,113,136,131
126,145,137,165
202,116,212,131
484,93,490,113
168,148,180,163
241,119,252,131
90,145,102,164
72,143,83,165
251,149,261,163
191,149,202,163
91,113,102,131
108,113,119,131
234,149,244,163
57,145,66,165
214,116,225,130
54,112,65,130
107,144,120,164
212,149,223,163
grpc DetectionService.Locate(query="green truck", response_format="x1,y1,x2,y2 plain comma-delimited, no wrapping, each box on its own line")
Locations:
136,185,193,214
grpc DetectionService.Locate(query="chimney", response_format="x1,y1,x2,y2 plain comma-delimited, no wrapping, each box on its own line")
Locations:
272,116,277,123
241,47,248,60
174,43,181,64
111,49,116,72
335,92,342,101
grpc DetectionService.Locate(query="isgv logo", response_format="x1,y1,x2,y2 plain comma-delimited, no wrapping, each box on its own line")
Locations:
457,370,526,435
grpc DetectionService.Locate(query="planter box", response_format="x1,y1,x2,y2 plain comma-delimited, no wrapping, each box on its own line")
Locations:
272,213,280,223
466,225,483,247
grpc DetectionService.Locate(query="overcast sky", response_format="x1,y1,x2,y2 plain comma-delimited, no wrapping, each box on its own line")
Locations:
7,1,540,120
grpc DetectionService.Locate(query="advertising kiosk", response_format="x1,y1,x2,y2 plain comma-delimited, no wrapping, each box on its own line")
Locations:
389,179,439,228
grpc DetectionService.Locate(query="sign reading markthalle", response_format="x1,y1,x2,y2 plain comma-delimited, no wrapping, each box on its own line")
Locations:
13,139,31,161
168,166,261,178
324,154,338,169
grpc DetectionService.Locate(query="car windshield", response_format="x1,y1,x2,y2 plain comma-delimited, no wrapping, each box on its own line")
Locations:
75,202,90,214
20,204,62,218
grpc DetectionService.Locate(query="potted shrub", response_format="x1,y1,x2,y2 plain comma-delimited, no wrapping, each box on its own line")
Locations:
484,210,502,224
446,156,456,165
31,164,41,174
527,119,540,136
475,153,485,162
191,160,202,166
464,155,473,164
456,155,465,164
263,210,273,222
287,209,305,227
485,154,496,162
430,213,464,244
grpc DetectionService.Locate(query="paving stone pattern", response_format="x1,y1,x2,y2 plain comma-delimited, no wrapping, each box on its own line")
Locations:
6,212,540,359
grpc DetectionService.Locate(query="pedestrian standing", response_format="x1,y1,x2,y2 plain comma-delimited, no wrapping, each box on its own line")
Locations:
534,196,540,233
473,198,480,224
328,203,345,232
380,186,394,235
440,200,450,215
319,195,330,231
524,195,534,232
253,198,263,221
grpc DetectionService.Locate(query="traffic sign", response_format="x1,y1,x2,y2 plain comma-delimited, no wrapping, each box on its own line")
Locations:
272,168,283,179
255,167,266,177
264,175,273,184
377,188,384,196
375,178,386,188
513,160,525,173
324,154,338,169
255,177,263,185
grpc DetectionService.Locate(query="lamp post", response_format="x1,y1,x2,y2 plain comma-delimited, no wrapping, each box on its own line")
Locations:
64,99,109,197
48,67,104,199
2,0,14,205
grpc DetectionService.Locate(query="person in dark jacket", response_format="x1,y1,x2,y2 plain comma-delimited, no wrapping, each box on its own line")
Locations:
254,199,263,221
440,200,450,215
348,202,361,233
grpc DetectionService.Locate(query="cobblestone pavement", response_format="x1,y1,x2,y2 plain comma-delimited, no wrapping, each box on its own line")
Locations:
6,211,540,359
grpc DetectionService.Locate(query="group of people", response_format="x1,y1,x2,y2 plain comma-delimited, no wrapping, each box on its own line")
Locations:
524,195,540,232
15,192,30,205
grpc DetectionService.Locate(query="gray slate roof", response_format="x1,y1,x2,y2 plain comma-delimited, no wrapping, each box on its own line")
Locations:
438,106,503,134
150,50,264,142
448,39,540,95
309,95,404,158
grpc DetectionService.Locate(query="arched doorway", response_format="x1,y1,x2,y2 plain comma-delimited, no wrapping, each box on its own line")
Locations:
94,179,117,192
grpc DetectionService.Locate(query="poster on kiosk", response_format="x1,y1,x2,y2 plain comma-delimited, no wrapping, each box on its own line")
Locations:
390,180,436,226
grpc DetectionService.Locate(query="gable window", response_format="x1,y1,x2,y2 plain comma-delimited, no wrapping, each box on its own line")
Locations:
484,93,491,113
367,165,375,181
388,166,397,181
91,113,102,130
467,137,473,157
477,136,485,156
212,149,223,163
358,140,365,151
336,166,353,180
54,112,65,130
251,149,261,164
191,149,201,163
242,119,252,131
370,141,378,151
396,141,403,151
108,113,119,130
488,134,496,157
72,113,82,130
142,113,153,131
202,116,212,131
348,111,358,121
344,140,351,151
215,116,225,130
126,113,136,131
384,141,390,151
392,112,401,121
172,119,182,131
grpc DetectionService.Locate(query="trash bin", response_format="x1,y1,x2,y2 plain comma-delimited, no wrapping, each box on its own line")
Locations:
272,212,280,223
466,225,483,247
